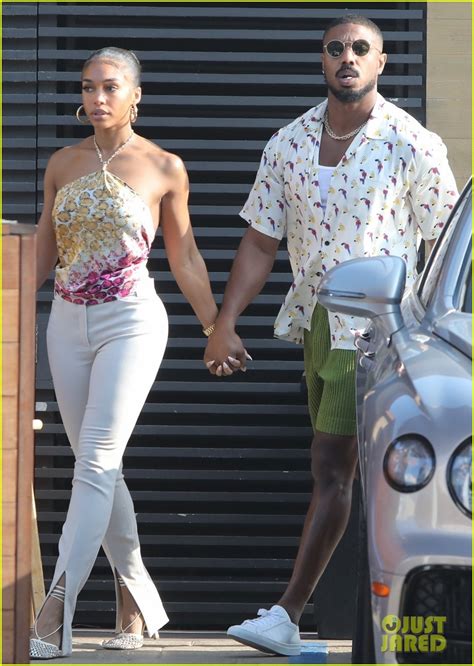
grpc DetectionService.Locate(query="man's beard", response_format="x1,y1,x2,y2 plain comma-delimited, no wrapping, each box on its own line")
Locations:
325,75,377,103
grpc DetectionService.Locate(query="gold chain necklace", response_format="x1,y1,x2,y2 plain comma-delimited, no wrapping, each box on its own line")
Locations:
94,131,135,170
323,110,367,141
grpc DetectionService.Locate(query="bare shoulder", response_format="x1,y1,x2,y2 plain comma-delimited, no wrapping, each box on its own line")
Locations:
47,138,93,178
136,136,188,187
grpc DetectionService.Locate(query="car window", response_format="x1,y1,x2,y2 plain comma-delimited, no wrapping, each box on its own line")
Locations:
461,258,472,314
418,194,469,309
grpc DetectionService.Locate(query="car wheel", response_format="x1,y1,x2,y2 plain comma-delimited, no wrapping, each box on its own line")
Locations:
351,494,376,664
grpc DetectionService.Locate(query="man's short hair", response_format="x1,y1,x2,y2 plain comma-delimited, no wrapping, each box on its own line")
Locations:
323,15,384,47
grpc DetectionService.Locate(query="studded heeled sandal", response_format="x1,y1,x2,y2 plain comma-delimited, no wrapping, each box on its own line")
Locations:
30,585,66,660
101,577,145,650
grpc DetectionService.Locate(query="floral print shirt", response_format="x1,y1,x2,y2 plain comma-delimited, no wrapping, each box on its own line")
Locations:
240,94,459,348
52,170,155,305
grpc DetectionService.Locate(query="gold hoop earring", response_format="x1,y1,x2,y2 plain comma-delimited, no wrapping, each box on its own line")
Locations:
75,105,90,125
130,105,138,124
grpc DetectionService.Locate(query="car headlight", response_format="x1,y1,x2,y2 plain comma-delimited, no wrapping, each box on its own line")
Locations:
384,436,435,492
447,439,472,517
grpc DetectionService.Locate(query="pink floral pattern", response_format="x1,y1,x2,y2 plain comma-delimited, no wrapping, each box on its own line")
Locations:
52,170,155,305
241,94,459,348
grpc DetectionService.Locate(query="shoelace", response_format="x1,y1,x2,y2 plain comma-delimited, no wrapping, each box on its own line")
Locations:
242,608,284,629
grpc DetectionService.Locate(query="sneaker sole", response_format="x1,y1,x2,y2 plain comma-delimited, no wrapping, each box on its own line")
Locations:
227,627,301,657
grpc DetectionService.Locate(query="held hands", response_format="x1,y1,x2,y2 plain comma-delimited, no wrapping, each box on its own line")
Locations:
203,326,251,377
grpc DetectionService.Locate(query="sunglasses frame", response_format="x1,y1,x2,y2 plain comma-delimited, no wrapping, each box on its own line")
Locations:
323,39,382,58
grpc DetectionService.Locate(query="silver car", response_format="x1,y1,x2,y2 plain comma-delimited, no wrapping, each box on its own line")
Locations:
317,179,472,665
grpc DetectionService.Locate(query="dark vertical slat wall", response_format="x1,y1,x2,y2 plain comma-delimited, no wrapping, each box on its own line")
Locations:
3,2,38,221
3,3,426,631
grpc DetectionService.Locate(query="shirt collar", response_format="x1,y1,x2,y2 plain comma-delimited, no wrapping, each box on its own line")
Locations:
310,93,389,140
364,93,390,140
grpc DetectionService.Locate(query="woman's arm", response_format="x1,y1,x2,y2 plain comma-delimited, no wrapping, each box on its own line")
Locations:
160,156,218,331
36,155,60,290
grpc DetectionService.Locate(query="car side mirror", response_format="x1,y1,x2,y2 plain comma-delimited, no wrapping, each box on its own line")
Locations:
317,256,407,338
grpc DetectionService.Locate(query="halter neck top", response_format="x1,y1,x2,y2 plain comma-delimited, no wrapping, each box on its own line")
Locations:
52,135,155,305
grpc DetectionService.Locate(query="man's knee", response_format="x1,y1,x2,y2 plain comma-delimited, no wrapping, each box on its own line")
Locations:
310,432,358,490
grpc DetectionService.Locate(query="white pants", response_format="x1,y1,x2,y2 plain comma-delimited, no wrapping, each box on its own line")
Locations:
44,279,169,655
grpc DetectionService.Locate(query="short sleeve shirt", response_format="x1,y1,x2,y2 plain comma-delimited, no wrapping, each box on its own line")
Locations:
240,94,459,348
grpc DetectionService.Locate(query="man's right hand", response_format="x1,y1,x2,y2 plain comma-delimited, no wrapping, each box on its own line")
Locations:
202,227,278,377
204,324,249,376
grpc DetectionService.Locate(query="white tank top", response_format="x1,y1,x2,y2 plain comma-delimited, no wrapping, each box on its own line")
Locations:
318,165,336,211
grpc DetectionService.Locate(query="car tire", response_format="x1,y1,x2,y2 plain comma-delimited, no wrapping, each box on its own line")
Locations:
351,494,376,664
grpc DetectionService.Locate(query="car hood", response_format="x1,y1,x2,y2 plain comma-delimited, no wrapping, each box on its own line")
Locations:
432,311,472,359
392,326,472,429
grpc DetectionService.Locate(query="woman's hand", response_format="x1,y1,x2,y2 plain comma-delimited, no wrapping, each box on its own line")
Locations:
204,325,249,376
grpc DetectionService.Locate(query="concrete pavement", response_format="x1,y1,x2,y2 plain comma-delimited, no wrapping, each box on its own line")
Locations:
50,631,352,664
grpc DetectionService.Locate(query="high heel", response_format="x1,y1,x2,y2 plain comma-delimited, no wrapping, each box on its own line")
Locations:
30,586,66,659
101,611,145,650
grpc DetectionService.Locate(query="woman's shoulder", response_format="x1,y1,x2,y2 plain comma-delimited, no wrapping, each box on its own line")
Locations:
48,138,93,170
135,135,186,178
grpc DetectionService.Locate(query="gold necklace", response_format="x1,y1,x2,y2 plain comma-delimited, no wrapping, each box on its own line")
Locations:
323,110,367,141
94,131,135,170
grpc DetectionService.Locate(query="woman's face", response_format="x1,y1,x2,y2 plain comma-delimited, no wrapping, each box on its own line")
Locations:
81,59,141,129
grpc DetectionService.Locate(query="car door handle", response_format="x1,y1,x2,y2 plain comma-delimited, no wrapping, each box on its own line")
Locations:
359,355,375,370
355,337,374,355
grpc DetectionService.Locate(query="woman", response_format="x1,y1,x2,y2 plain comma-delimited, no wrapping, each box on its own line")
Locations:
31,47,238,659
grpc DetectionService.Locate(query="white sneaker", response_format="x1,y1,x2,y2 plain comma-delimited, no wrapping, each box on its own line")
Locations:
227,605,301,656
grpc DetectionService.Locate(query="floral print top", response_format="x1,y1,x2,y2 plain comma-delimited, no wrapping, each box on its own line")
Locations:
240,94,459,349
52,169,155,305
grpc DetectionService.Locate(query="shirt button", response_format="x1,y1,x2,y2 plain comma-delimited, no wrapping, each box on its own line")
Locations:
324,241,330,246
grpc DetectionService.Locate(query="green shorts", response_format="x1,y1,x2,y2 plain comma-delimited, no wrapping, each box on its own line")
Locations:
303,303,356,436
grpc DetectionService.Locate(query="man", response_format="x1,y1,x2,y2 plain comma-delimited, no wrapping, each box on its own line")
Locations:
204,15,458,656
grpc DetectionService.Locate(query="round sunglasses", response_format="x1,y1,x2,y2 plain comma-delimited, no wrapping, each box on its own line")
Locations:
323,39,382,58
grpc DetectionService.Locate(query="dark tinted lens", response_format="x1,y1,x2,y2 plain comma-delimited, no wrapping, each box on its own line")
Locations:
326,40,344,57
352,40,371,56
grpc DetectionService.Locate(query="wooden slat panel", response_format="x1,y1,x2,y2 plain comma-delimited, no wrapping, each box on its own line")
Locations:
2,291,20,342
2,450,18,504
2,343,19,397
16,233,36,664
2,502,17,558
2,580,16,611
2,396,19,450
2,608,15,663
2,236,20,290
2,555,16,597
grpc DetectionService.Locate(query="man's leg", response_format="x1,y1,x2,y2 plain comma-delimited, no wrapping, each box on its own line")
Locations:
226,432,358,656
277,430,358,623
227,305,357,655
277,304,358,622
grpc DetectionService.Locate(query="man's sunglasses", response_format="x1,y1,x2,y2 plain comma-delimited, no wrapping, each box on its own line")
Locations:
323,39,382,58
